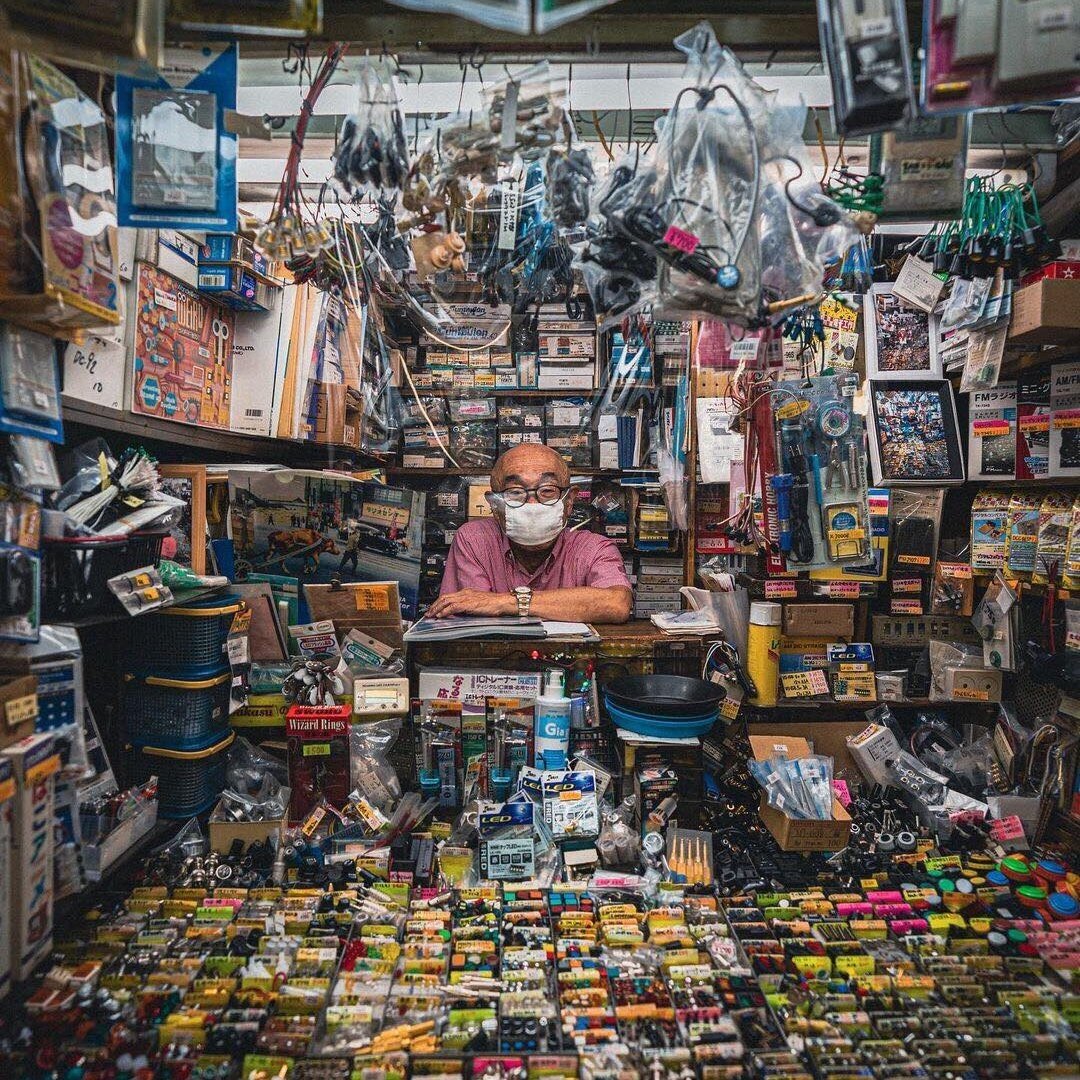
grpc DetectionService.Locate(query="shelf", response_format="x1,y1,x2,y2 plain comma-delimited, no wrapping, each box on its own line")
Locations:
387,466,657,478
973,476,1080,486
408,388,602,398
62,403,383,466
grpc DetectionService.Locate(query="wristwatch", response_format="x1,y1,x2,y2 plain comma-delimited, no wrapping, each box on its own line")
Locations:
512,586,533,617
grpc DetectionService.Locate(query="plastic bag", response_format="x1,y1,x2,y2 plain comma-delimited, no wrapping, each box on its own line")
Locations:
575,154,659,329
547,140,595,228
217,737,290,823
333,60,410,193
483,62,565,163
349,719,403,813
597,796,639,867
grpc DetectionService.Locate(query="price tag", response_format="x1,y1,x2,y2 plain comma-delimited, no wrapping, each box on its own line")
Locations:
952,686,990,701
302,743,331,756
1053,409,1080,429
780,669,829,698
354,585,391,612
4,693,38,728
973,420,1011,437
62,335,125,411
890,598,923,615
828,581,861,598
661,226,700,254
498,185,521,250
765,579,798,599
719,684,743,721
775,398,809,420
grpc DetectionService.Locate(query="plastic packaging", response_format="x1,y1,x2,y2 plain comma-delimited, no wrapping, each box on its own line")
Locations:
349,719,403,813
333,60,410,193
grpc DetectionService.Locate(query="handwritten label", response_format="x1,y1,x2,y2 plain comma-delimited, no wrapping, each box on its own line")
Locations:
4,693,38,728
662,226,700,254
498,185,520,250
353,585,392,613
952,686,990,701
781,668,829,698
891,599,923,615
62,335,125,411
827,581,862,598
765,580,798,599
1019,415,1050,433
892,256,946,313
1053,409,1080,430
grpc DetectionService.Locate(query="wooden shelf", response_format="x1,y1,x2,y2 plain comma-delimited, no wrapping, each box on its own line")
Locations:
62,403,383,466
407,388,603,398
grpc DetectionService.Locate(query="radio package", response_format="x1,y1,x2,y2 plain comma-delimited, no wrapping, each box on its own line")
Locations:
115,43,237,232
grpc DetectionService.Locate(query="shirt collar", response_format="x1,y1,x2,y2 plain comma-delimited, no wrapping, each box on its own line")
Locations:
501,526,567,571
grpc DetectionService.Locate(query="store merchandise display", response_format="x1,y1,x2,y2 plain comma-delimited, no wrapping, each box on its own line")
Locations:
1,3,1080,1078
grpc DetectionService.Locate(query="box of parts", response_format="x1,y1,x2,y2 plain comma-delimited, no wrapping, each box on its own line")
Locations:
1008,279,1080,344
748,734,851,852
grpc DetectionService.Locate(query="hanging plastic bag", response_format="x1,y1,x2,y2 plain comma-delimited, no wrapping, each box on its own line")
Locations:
483,62,565,163
574,153,659,328
333,60,410,193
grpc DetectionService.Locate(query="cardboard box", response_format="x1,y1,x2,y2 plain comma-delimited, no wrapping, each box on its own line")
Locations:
1008,279,1080,344
783,603,855,639
1,733,58,980
82,798,158,881
748,734,852,852
209,814,285,854
749,720,868,780
0,757,13,1000
308,383,362,448
0,675,37,751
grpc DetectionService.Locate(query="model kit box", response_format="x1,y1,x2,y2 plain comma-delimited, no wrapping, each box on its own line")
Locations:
1,733,58,981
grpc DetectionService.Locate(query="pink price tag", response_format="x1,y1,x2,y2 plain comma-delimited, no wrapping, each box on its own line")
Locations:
662,226,700,254
832,779,852,808
828,581,861,598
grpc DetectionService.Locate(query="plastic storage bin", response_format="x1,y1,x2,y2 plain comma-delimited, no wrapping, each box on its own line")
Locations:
132,730,234,819
135,594,244,667
124,665,232,748
42,530,167,620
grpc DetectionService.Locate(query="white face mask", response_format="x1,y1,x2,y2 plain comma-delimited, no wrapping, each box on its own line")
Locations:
502,499,566,547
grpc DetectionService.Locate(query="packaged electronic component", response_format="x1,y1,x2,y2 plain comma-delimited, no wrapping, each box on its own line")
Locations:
477,801,536,881
817,0,914,135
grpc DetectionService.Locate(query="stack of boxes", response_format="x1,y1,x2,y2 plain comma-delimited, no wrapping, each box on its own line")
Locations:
633,556,684,619
545,398,593,468
198,232,280,311
497,400,545,455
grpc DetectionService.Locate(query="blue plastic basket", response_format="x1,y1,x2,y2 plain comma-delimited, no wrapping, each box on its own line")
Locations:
124,664,232,748
604,698,719,739
134,594,244,668
132,729,234,819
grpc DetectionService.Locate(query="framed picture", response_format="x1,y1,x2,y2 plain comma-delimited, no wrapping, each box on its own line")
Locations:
863,283,941,379
158,464,206,573
867,379,965,485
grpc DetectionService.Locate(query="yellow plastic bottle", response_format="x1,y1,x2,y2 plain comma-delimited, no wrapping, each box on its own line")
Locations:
746,601,782,707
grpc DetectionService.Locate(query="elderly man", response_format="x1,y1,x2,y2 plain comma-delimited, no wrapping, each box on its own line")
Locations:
428,444,633,623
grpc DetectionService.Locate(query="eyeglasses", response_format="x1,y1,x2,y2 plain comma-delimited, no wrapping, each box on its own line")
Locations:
491,483,568,508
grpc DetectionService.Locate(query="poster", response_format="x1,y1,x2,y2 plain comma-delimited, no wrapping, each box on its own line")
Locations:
228,470,424,617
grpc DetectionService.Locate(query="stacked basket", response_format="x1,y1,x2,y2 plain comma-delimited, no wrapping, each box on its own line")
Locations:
125,594,243,818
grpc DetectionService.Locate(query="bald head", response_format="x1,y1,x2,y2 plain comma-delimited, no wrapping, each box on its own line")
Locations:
491,444,571,491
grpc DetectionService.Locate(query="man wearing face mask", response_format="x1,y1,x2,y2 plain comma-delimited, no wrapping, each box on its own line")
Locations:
428,444,633,623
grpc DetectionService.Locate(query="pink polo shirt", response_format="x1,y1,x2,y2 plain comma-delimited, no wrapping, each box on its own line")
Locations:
440,519,632,595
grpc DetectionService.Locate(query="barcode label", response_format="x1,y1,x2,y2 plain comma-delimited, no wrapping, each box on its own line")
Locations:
245,408,263,417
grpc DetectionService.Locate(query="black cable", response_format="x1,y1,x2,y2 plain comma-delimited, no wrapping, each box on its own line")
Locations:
789,479,815,564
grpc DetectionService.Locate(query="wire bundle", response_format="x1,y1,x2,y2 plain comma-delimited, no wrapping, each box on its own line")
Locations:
65,448,161,529
256,43,349,261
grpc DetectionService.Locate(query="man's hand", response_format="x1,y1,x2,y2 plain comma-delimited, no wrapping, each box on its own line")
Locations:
426,589,515,619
